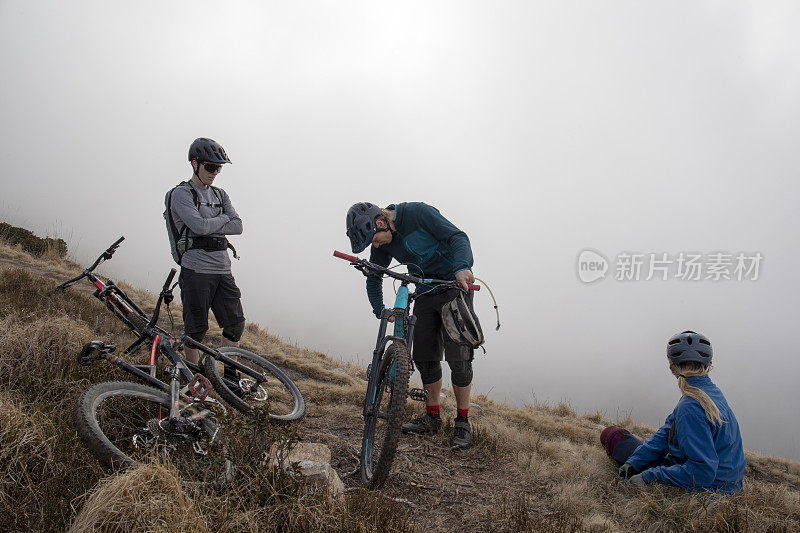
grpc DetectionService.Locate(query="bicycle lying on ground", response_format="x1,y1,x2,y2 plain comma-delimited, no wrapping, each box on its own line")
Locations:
57,237,305,471
333,250,479,488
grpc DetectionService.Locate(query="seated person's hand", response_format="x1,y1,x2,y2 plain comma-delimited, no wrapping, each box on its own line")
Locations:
618,462,636,481
623,473,646,488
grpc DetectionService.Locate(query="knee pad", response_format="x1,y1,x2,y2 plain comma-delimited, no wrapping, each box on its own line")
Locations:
415,360,442,385
448,360,473,388
222,320,245,342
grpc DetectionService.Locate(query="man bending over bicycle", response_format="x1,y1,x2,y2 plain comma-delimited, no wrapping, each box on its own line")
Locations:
346,202,477,449
169,138,245,366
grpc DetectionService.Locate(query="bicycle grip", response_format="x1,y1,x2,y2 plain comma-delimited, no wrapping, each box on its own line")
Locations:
110,236,125,248
467,284,480,291
333,250,359,262
163,268,177,289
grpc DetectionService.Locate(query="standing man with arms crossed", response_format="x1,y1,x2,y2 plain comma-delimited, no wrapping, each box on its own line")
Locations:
346,202,477,449
168,138,245,367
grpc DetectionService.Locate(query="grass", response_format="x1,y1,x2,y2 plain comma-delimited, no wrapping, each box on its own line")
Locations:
1,228,799,532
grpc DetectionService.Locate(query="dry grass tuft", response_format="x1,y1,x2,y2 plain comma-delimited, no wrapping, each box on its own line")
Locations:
0,393,56,531
0,391,104,532
0,313,113,409
70,461,209,533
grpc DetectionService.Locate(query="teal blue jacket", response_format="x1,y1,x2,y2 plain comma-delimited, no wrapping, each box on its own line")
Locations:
627,375,746,493
366,202,473,317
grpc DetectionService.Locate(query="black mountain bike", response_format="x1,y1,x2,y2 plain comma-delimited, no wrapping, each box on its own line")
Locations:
333,250,479,488
58,237,305,471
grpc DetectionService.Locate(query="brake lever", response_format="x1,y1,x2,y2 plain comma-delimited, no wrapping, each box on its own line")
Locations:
355,264,382,278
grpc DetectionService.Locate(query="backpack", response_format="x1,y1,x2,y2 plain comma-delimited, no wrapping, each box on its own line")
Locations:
442,291,485,349
164,181,231,265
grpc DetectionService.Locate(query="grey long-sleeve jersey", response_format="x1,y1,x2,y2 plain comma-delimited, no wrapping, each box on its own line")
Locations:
170,180,243,274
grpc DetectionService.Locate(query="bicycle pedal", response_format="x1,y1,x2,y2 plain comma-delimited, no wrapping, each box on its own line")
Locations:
77,340,115,366
408,388,429,402
187,373,212,401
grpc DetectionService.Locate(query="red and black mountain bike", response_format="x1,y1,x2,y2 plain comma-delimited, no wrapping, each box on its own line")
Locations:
57,237,304,471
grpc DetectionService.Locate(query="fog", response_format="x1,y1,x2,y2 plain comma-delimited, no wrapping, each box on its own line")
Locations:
2,1,798,459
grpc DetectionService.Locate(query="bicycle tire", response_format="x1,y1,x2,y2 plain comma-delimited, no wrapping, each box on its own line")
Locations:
360,342,410,488
74,380,230,476
203,346,305,422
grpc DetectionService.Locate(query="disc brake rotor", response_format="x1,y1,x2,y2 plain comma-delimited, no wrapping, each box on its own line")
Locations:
239,377,269,401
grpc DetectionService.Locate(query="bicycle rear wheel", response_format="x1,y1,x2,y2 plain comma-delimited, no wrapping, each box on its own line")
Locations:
74,381,231,479
360,342,410,488
203,346,305,422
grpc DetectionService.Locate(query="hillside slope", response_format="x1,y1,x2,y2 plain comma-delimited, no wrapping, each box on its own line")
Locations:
0,235,798,532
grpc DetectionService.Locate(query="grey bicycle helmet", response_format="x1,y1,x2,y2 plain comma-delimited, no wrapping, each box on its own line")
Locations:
188,138,232,164
346,202,384,253
442,292,484,349
667,330,713,366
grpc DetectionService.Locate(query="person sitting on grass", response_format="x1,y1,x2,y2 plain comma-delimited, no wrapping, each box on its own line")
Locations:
601,330,746,493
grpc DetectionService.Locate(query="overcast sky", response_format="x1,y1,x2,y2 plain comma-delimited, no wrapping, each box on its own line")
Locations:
2,1,799,459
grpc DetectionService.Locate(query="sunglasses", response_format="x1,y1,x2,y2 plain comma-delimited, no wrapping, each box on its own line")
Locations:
202,163,223,173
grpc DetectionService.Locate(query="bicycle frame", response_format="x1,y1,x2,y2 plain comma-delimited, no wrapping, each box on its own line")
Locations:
60,238,269,409
363,281,418,418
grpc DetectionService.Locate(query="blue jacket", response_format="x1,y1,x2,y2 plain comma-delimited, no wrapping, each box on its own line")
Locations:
626,375,746,493
366,202,473,317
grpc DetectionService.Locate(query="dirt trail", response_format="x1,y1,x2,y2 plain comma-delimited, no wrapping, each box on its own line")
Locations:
302,405,553,531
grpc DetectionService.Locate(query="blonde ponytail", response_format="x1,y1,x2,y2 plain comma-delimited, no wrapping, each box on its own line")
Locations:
670,362,724,426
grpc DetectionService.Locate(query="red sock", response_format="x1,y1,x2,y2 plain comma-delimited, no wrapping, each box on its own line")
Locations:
457,408,469,420
426,405,440,417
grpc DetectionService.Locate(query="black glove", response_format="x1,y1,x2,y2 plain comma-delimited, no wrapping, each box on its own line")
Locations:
618,462,637,481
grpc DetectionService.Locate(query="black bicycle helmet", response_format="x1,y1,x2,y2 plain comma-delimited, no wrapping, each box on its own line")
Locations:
188,138,232,164
667,330,713,366
346,202,384,253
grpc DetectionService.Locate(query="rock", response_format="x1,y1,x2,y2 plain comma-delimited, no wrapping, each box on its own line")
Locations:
268,442,331,465
294,460,345,496
268,442,344,497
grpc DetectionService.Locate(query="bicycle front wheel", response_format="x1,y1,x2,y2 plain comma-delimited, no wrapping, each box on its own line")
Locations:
74,381,231,479
203,346,305,422
360,342,410,488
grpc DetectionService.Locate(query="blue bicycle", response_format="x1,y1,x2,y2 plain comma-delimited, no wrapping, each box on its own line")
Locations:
334,251,479,488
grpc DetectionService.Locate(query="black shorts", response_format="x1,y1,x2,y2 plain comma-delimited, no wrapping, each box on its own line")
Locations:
412,288,474,363
179,268,245,339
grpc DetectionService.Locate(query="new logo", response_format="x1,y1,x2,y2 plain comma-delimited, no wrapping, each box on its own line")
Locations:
577,249,608,283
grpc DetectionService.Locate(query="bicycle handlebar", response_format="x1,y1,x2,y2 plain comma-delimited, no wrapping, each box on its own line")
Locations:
333,250,479,291
56,236,126,290
147,268,177,329
162,268,177,292
333,250,358,262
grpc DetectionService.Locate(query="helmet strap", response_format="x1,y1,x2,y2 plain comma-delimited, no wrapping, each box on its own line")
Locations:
191,160,212,188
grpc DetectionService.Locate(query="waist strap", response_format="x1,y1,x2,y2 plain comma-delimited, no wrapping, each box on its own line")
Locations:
187,236,239,259
189,236,227,251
